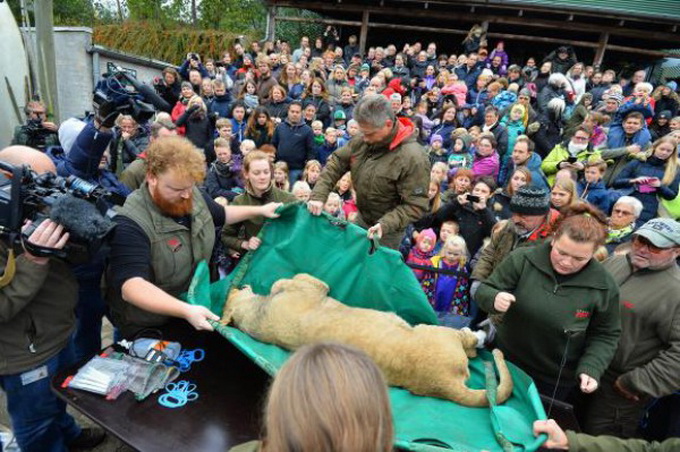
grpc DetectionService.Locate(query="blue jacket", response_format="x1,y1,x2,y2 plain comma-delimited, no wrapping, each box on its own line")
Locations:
606,101,653,149
501,152,549,191
178,60,210,81
577,180,612,215
316,140,338,166
272,119,315,170
430,121,457,151
55,121,131,199
613,156,680,224
455,66,482,90
209,94,232,119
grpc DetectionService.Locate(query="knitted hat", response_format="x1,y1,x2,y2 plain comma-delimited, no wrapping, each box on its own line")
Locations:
510,186,550,215
360,63,370,71
518,88,532,98
658,110,672,120
416,228,437,245
334,110,347,120
666,81,678,92
605,92,623,104
430,134,443,145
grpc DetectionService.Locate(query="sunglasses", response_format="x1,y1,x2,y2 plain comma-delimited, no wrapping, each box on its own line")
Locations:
632,235,668,254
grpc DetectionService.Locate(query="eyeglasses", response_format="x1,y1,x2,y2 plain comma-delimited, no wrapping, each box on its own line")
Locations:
612,208,634,216
632,235,667,254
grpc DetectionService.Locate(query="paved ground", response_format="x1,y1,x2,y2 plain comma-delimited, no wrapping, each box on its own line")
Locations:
0,319,132,451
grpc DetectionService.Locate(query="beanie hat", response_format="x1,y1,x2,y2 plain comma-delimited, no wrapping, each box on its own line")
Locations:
430,134,443,145
390,93,402,103
519,88,532,98
58,118,86,155
334,110,347,120
658,110,672,120
510,186,550,215
360,63,370,72
416,228,437,245
605,91,623,104
666,81,678,92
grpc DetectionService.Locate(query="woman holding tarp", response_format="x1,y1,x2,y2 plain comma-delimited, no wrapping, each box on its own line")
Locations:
476,203,621,401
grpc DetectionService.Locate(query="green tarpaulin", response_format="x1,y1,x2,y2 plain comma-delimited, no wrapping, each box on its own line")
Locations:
186,203,547,451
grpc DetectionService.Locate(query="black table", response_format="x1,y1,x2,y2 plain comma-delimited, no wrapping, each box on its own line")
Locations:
51,322,271,452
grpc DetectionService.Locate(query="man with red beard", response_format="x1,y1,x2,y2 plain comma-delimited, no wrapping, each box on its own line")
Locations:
106,136,281,338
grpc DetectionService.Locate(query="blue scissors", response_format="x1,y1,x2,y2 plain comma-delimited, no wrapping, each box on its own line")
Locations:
158,380,199,408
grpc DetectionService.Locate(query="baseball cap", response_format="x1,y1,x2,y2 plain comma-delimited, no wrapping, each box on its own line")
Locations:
634,218,680,248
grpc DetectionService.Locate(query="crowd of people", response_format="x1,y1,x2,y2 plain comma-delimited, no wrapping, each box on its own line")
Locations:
3,25,680,452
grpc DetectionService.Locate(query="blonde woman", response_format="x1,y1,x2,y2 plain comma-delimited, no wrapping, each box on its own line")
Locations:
229,343,393,452
613,136,680,225
550,177,578,212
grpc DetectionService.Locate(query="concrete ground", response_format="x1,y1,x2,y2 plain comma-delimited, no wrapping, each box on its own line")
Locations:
0,319,133,451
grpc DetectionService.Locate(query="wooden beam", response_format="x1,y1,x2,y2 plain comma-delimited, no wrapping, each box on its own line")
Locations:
271,0,680,43
274,13,680,59
274,15,362,27
359,10,369,57
266,5,277,41
593,32,609,69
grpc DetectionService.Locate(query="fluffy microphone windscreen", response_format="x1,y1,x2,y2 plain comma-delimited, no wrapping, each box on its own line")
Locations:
49,194,115,241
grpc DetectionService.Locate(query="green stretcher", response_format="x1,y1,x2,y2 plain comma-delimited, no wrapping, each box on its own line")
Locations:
185,203,547,452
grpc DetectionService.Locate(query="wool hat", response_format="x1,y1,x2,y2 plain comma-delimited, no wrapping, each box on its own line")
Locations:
658,110,672,120
666,81,678,92
334,110,347,120
430,134,443,145
634,218,680,248
605,92,624,104
510,186,550,216
360,63,370,72
518,88,532,98
416,228,437,245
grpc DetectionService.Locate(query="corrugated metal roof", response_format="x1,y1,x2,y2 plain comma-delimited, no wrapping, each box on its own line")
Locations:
501,0,680,21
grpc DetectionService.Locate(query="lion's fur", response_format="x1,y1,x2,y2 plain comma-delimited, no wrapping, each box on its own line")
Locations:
221,273,513,407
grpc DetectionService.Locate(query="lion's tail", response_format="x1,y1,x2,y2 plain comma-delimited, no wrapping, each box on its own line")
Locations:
442,349,514,407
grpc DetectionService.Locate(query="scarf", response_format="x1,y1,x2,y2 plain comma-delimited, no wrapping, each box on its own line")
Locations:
607,224,634,244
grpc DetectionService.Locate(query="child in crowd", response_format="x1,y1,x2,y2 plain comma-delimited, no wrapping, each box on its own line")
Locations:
430,162,449,192
240,139,256,158
578,159,612,214
334,171,353,202
427,134,448,165
292,180,312,202
311,120,325,148
433,220,460,253
273,161,290,192
406,228,437,299
205,137,243,202
301,160,322,190
429,235,472,328
323,192,345,219
448,135,472,171
333,110,347,131
338,119,359,147
317,127,339,165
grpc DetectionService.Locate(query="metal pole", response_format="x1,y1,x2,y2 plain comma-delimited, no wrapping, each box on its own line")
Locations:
34,0,60,121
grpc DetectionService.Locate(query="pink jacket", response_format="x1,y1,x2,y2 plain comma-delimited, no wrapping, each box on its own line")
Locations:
441,84,468,109
472,151,500,181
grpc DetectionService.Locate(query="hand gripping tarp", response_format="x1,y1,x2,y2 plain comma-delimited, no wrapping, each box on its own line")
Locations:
185,203,547,452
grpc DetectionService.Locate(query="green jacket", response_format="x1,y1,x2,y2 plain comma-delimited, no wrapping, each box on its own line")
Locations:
120,157,148,191
567,431,680,452
107,183,215,338
310,118,430,236
221,184,295,252
0,243,77,375
541,143,603,186
476,242,621,385
602,255,680,398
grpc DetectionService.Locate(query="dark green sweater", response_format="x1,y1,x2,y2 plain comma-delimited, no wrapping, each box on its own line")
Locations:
476,242,621,385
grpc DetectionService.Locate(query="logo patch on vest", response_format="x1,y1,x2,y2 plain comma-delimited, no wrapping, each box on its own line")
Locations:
167,238,182,252
575,309,591,319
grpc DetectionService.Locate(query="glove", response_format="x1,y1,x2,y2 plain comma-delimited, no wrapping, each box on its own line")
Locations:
527,121,540,135
95,99,121,128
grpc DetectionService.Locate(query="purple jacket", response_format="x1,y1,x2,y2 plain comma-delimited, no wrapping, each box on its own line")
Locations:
472,151,500,181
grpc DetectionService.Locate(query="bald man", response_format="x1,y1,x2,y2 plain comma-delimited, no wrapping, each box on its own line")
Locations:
0,146,105,451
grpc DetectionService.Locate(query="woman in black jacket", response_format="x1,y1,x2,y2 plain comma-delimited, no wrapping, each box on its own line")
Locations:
245,106,276,148
175,96,216,162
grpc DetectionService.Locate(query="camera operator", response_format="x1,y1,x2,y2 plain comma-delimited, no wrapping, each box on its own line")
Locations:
153,67,182,112
0,145,106,452
11,101,60,151
178,52,210,87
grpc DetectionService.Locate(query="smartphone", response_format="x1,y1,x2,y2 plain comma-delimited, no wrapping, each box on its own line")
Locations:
567,156,578,163
467,194,481,203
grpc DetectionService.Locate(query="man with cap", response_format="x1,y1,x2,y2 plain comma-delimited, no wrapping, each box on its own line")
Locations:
585,218,680,438
471,186,560,293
